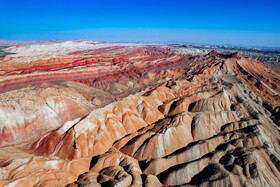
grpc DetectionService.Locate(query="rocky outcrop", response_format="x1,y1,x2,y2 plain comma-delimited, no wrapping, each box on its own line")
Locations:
0,42,280,186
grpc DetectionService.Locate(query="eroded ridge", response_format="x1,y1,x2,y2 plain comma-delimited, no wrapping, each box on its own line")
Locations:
0,41,185,92
0,43,280,186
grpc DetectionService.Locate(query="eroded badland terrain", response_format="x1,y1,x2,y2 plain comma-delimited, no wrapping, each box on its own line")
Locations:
0,41,280,186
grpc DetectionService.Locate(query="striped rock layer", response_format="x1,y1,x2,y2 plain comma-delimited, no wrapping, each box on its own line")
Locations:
0,42,280,186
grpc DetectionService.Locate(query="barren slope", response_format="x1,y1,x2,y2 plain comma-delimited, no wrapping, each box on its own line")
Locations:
0,41,280,186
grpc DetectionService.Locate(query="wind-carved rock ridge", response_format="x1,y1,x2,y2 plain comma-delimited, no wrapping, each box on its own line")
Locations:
0,43,280,186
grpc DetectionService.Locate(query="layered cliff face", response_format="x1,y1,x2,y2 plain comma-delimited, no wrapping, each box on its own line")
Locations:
0,41,280,186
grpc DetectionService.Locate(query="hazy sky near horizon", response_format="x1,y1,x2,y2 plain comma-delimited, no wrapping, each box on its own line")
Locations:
1,0,280,47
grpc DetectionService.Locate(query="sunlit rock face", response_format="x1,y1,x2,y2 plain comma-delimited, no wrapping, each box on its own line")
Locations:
0,41,280,186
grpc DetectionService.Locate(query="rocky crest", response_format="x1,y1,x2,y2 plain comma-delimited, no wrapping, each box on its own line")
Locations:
0,41,280,186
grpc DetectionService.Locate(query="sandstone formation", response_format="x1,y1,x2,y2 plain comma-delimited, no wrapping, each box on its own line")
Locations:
0,41,280,186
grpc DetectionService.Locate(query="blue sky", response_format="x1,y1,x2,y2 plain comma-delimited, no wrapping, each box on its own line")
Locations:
1,0,280,47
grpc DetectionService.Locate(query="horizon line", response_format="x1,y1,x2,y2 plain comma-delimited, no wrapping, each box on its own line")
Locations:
1,39,280,49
